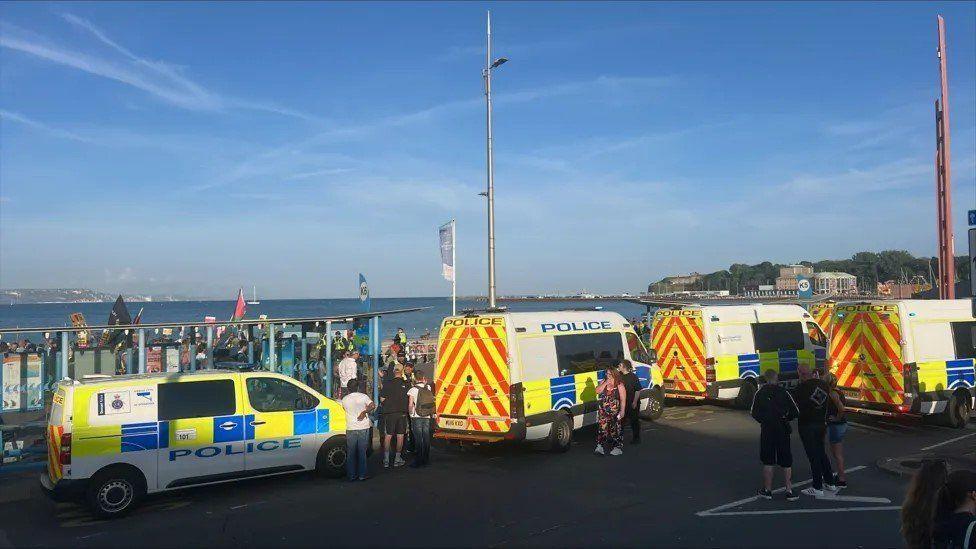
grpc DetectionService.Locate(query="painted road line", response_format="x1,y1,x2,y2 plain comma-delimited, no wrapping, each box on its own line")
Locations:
817,493,891,504
921,432,976,451
849,421,892,434
702,506,901,517
696,465,867,517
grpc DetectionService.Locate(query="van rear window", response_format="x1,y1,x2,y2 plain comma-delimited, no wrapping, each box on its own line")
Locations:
555,333,624,375
752,322,804,353
951,321,976,360
158,380,236,420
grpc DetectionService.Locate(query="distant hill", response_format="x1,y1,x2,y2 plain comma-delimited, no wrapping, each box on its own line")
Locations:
649,250,971,294
0,289,180,304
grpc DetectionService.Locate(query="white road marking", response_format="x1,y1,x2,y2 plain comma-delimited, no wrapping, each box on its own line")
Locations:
817,493,891,504
848,421,891,434
702,506,901,517
921,432,976,451
696,465,867,517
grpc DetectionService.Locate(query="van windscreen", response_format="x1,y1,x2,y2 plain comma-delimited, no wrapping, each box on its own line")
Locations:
555,332,624,375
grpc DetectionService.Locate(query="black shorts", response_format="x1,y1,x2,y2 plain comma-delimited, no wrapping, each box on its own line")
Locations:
760,425,792,468
383,413,407,435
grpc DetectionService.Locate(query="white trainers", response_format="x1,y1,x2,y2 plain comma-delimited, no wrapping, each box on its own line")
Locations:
610,447,623,456
801,487,824,497
393,455,406,467
823,483,838,491
383,457,390,468
594,445,605,455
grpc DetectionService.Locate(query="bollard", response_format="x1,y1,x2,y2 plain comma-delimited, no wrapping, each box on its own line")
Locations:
325,320,333,397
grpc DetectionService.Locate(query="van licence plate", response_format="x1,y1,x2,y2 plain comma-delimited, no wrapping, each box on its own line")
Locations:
664,380,676,389
443,418,466,429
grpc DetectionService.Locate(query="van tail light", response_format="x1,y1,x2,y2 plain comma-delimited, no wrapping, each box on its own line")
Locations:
705,358,716,384
59,432,72,466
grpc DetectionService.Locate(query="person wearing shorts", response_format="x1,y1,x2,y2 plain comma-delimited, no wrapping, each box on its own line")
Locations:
750,369,800,501
380,365,410,468
825,373,849,488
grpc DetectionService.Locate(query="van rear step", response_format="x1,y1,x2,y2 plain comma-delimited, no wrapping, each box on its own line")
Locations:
434,431,506,443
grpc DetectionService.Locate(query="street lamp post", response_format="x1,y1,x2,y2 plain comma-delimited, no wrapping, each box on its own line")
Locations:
484,11,507,309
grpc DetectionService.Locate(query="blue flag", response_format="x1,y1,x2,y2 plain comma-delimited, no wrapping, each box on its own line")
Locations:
359,273,370,312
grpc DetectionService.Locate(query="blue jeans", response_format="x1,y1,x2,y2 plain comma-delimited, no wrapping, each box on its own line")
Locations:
346,429,369,480
410,417,431,466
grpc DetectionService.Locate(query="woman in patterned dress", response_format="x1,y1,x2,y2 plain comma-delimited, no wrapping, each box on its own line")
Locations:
595,366,627,456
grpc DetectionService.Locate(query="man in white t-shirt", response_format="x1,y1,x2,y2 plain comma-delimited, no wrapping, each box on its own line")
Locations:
340,379,375,481
336,351,359,398
406,370,434,468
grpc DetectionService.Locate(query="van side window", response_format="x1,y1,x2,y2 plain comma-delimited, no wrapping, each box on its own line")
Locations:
806,322,827,347
625,332,650,363
158,380,236,420
246,377,319,413
752,322,804,353
950,321,976,360
554,333,624,376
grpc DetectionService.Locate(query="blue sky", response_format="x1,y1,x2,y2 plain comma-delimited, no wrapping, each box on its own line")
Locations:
1,2,974,298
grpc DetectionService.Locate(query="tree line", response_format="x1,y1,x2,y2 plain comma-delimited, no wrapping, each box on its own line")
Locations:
649,250,970,294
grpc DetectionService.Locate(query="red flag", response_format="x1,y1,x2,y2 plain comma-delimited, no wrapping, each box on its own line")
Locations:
231,288,247,321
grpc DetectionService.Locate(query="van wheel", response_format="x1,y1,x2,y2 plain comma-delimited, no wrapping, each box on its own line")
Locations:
735,379,757,410
316,436,347,478
86,466,144,519
944,392,971,429
640,388,664,421
548,414,573,453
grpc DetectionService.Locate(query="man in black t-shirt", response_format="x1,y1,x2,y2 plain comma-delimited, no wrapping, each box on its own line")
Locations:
380,365,410,468
793,365,836,496
618,360,643,444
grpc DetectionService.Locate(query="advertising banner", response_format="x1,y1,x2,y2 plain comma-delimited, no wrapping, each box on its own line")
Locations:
147,347,163,373
3,354,21,411
25,354,42,409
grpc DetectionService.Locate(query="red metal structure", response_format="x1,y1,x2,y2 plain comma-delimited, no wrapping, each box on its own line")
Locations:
935,15,955,299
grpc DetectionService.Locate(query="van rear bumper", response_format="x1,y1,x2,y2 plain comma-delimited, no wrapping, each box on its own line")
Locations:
39,473,86,502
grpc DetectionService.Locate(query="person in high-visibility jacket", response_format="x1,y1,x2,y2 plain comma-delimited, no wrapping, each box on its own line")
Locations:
332,330,348,362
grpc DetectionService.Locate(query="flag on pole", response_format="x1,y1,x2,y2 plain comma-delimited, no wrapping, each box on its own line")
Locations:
100,295,132,347
359,273,371,312
439,220,455,282
231,288,247,321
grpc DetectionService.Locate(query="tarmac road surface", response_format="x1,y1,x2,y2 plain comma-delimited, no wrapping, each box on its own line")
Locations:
2,403,974,547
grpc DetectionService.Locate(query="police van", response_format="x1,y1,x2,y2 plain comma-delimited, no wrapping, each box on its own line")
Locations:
433,310,664,452
828,299,976,427
41,371,348,517
651,304,828,408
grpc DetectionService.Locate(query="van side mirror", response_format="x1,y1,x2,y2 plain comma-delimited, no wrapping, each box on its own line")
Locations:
647,349,658,363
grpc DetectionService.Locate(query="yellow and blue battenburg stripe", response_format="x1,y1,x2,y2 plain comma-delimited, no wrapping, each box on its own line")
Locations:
532,366,656,414
918,358,976,393
118,409,333,453
716,350,819,382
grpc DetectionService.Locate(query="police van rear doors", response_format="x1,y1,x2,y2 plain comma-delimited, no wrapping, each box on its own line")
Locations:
652,309,706,397
156,378,245,489
830,303,905,408
435,316,512,436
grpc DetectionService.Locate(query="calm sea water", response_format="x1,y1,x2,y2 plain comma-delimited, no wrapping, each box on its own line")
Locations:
0,298,650,341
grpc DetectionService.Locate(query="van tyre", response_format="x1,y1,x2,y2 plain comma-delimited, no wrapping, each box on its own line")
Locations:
86,466,145,519
944,391,971,429
317,436,348,478
640,388,664,421
735,379,757,410
548,414,573,453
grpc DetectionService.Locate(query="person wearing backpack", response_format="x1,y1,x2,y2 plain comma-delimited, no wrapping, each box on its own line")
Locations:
751,369,800,501
407,370,435,468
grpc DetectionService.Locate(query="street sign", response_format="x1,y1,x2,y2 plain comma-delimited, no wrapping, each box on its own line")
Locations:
970,210,976,226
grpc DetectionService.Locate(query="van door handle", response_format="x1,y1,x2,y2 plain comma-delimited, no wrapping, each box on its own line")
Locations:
250,420,266,426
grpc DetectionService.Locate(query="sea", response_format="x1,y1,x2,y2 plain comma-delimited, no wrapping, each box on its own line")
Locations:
0,298,650,341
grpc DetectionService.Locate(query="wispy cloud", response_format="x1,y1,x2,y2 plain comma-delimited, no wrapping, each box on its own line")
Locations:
1,15,318,121
0,109,91,142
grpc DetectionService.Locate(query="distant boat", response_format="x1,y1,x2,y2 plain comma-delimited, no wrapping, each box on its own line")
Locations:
247,286,260,305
